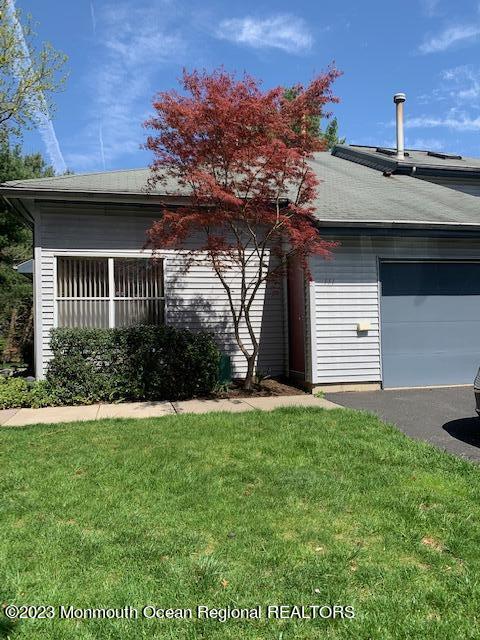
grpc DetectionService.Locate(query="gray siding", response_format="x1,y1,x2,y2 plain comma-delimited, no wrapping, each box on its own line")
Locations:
36,202,286,378
311,235,480,384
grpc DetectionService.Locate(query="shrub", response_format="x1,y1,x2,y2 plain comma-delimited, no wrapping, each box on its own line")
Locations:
29,380,61,408
46,325,221,405
0,377,63,409
0,376,31,409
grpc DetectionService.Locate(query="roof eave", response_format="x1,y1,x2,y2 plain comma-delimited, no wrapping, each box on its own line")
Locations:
316,218,480,231
0,187,191,205
408,166,480,179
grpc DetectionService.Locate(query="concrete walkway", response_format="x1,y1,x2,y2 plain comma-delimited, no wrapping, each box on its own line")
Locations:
0,394,340,427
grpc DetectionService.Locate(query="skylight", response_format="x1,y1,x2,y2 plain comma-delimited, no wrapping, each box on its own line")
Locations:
376,147,410,157
427,151,462,160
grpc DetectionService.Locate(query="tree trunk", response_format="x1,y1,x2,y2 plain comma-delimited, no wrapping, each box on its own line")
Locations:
22,304,33,346
2,307,18,363
243,352,257,390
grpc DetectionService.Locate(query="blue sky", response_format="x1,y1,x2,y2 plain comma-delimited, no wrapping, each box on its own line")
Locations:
16,0,480,173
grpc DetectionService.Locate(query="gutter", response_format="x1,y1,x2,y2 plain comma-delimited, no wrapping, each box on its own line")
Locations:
315,219,480,239
0,187,191,206
4,182,480,235
317,218,480,228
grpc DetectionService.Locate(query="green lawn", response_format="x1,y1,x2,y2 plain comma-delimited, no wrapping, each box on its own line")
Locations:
1,408,480,639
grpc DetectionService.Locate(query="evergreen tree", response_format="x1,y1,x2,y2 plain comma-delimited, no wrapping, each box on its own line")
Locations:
284,88,345,150
0,144,54,365
322,117,346,150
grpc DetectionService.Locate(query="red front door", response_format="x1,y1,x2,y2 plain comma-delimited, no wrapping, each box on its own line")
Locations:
287,256,306,377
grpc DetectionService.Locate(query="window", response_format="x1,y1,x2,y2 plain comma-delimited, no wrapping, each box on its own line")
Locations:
114,258,164,327
56,257,164,328
57,257,109,328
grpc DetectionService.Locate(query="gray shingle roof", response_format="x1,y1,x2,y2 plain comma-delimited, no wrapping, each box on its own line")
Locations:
0,167,184,195
1,152,480,228
308,152,480,226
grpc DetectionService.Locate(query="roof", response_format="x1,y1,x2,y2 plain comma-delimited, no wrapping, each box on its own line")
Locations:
0,167,184,196
333,144,480,177
308,152,480,227
2,152,480,229
14,259,33,274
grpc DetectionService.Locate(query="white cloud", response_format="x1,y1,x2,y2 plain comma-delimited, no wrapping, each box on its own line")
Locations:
396,66,480,149
420,0,440,17
404,137,444,150
90,1,96,35
404,112,480,131
216,15,313,54
6,0,66,174
416,64,480,111
98,124,105,170
441,65,480,101
419,24,480,53
65,1,185,171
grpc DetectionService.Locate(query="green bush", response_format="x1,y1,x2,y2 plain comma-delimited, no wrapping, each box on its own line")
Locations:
0,376,31,409
46,325,221,405
29,379,61,408
0,377,62,409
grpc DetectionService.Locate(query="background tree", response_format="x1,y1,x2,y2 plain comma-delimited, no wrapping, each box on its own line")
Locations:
145,67,341,389
0,0,67,138
284,87,345,149
0,144,54,365
0,1,66,367
322,116,345,150
283,85,321,138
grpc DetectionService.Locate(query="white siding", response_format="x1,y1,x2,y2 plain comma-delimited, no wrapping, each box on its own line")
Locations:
311,235,480,384
36,203,286,378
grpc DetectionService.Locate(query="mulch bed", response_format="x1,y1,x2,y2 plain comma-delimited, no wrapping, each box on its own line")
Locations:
213,377,306,399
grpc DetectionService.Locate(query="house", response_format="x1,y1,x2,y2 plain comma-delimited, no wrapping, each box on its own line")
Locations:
2,95,480,392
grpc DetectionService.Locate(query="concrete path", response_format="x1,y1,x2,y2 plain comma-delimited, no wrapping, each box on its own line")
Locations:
0,394,340,427
327,386,480,462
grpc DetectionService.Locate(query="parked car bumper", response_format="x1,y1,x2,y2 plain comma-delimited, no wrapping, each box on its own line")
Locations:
476,390,480,416
475,389,480,416
475,368,480,415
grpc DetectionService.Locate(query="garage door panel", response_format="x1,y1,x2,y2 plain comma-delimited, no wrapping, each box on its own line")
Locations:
382,352,479,388
382,322,479,354
382,262,480,296
381,261,480,388
382,296,480,323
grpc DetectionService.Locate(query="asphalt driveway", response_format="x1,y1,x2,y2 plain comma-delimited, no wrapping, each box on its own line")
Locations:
326,386,480,462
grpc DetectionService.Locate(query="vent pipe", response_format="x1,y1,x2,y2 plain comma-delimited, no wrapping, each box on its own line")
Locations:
393,93,406,160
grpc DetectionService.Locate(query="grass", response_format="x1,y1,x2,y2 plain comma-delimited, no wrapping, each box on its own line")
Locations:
1,407,480,639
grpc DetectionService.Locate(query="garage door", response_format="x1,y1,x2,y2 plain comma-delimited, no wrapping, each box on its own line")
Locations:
380,261,480,388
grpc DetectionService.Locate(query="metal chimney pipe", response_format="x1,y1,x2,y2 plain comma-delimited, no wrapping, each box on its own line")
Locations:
393,93,406,160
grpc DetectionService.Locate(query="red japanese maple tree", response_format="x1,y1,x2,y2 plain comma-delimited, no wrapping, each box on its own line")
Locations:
144,67,341,389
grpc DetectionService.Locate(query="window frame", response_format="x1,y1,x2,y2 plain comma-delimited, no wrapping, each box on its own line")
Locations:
54,253,167,329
